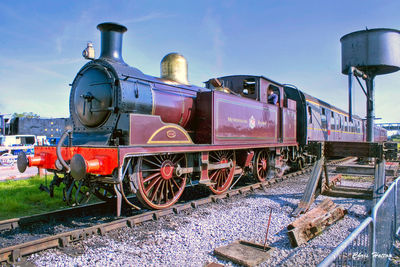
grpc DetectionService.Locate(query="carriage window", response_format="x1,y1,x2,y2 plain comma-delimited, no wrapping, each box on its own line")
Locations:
330,112,335,130
321,108,327,129
339,116,342,130
308,106,312,124
16,136,35,145
344,117,348,131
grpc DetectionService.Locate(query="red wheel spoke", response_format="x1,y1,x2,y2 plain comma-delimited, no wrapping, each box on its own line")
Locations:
209,170,218,180
144,176,162,195
216,171,223,188
207,150,235,194
254,150,269,182
158,181,165,204
172,177,180,189
135,154,187,209
143,158,161,167
142,168,161,172
214,172,219,183
164,181,169,201
173,155,184,164
169,180,175,198
143,172,161,184
150,179,163,202
214,172,220,187
209,154,220,162
154,155,164,164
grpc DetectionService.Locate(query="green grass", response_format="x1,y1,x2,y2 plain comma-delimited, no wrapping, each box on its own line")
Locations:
0,175,69,220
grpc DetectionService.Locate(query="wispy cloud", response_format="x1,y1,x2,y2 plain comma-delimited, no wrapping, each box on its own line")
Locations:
0,57,76,79
122,12,176,24
53,10,96,54
203,9,225,71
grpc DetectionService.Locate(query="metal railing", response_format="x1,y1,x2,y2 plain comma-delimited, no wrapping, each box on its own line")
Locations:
319,177,400,267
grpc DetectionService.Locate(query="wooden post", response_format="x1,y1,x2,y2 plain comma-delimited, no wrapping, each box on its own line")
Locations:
38,167,45,177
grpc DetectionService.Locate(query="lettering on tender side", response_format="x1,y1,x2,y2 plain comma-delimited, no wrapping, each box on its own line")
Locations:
228,116,248,124
227,116,268,128
258,120,267,126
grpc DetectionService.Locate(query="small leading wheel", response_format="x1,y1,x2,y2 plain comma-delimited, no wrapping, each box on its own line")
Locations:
134,154,187,209
64,179,91,206
254,150,269,182
208,150,236,194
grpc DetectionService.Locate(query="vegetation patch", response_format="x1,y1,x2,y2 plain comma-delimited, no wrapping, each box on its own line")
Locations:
0,175,69,220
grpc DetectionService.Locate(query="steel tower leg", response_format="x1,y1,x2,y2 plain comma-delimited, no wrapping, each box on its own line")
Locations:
366,76,375,142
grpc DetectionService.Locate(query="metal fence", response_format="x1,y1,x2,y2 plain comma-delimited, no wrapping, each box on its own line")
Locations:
319,177,400,267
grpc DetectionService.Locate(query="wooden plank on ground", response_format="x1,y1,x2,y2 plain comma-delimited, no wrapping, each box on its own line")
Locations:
287,199,347,247
214,240,274,267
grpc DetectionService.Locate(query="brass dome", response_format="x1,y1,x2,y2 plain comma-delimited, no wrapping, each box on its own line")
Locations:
161,53,189,85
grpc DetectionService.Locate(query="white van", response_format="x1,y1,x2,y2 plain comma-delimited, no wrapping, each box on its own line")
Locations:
0,135,37,147
0,135,36,156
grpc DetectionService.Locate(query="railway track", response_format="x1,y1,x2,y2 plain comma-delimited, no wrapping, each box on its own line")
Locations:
0,201,117,232
0,157,352,264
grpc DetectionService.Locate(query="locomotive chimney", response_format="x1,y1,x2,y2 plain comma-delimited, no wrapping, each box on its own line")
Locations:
97,22,127,63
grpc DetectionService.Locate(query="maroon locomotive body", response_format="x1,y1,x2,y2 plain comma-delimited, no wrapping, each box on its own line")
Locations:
17,22,386,214
17,23,298,214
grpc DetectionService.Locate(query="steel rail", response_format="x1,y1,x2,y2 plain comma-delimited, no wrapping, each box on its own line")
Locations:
0,200,117,232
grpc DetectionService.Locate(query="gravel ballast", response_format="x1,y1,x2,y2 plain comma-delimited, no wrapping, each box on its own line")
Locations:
24,171,371,267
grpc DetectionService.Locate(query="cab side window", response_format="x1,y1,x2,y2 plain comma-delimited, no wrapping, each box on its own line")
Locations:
243,78,256,99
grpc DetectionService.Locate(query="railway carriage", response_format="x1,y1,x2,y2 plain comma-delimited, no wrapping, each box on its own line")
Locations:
284,86,387,163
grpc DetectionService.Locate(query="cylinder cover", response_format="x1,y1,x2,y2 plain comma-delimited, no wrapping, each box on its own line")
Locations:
341,28,400,75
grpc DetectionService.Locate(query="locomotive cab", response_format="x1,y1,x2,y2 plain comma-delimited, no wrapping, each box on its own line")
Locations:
205,75,284,105
201,75,296,144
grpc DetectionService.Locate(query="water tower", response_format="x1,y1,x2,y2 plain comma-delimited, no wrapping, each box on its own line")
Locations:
341,28,400,142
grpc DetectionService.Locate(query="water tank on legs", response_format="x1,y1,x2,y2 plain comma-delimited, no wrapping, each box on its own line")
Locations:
341,28,400,75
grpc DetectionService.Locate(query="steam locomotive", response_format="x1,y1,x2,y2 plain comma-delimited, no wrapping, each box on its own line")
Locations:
17,22,386,215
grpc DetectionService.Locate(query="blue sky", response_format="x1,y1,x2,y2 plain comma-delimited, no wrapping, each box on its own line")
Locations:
0,0,399,123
